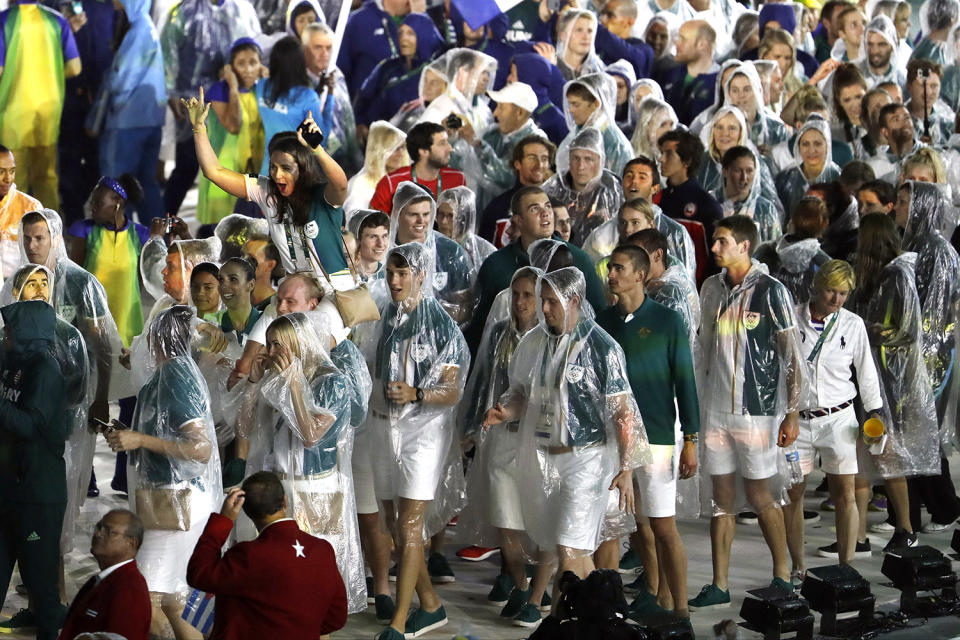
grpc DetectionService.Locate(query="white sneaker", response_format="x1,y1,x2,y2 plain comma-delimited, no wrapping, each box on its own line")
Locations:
921,521,950,533
869,521,895,533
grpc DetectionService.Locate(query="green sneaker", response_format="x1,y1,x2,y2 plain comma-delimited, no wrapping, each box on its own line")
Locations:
427,552,455,584
771,577,794,593
539,590,552,612
513,602,543,628
403,606,448,638
375,594,396,625
374,627,405,640
618,548,643,574
0,608,37,632
500,586,532,618
487,573,515,606
627,591,671,622
623,572,648,596
688,584,731,611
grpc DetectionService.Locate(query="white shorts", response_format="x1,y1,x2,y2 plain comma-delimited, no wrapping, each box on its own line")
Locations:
703,411,779,480
797,406,859,476
352,427,378,515
370,410,448,502
487,426,525,531
635,443,679,518
136,486,213,594
550,445,608,551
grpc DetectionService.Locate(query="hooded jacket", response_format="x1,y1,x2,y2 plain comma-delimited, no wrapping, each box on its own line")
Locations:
0,301,67,504
511,52,569,144
753,236,830,305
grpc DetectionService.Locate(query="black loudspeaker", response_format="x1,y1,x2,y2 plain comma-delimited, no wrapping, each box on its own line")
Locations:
881,545,958,613
800,564,875,636
633,613,695,640
738,586,814,640
951,528,960,559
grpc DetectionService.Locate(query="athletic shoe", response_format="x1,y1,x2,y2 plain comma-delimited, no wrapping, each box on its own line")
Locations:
456,545,499,561
404,606,448,638
13,584,26,597
539,591,552,612
868,495,888,512
820,498,835,512
618,548,643,574
374,627,404,640
623,572,648,596
883,529,918,552
388,563,397,582
367,577,375,604
736,511,759,525
628,591,670,621
375,595,396,625
803,510,820,523
513,602,542,628
870,521,895,533
688,584,731,610
0,609,36,633
500,586,532,618
427,552,455,584
771,577,794,593
790,570,806,589
487,573,515,606
817,539,872,559
921,521,951,533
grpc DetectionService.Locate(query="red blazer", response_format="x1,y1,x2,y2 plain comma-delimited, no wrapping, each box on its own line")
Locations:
369,164,466,214
187,514,347,640
58,560,150,640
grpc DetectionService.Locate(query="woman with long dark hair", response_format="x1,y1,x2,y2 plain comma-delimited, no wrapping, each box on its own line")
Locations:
831,63,868,162
185,86,351,289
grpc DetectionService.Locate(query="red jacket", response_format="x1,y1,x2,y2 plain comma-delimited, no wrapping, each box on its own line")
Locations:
186,514,347,640
369,164,466,214
59,560,150,640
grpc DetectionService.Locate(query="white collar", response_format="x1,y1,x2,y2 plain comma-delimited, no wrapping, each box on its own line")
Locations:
257,517,295,537
97,558,135,582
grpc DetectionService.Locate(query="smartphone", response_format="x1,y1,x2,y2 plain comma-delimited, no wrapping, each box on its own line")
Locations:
72,1,82,14
444,113,463,129
298,121,324,149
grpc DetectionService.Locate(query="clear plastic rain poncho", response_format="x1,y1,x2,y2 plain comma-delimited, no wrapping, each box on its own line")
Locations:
630,96,677,163
419,48,498,135
560,73,635,175
128,305,222,594
724,64,790,152
343,121,408,217
902,182,960,402
457,267,544,549
213,214,269,261
254,311,367,613
628,78,665,136
140,235,223,313
542,127,625,246
436,187,496,275
861,15,906,87
648,257,702,351
848,252,941,478
689,59,745,137
755,236,831,305
389,182,475,326
643,12,681,59
604,59,637,133
555,9,606,81
495,267,651,556
697,260,804,513
1,264,94,553
708,146,783,243
941,25,960,111
367,242,471,539
912,0,960,67
774,117,842,220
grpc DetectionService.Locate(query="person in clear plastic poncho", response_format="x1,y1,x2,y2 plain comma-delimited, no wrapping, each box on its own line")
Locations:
847,214,940,547
13,208,122,429
858,15,907,89
482,267,650,611
245,311,367,613
2,264,92,559
458,266,556,623
542,127,625,246
897,182,960,410
723,64,790,156
367,243,470,637
559,73,635,176
630,96,677,162
775,116,842,221
692,215,803,607
941,23,960,111
140,235,223,322
710,145,782,243
343,121,409,218
103,305,222,634
436,187,496,277
555,9,607,81
419,48,498,137
911,0,960,67
389,182,475,327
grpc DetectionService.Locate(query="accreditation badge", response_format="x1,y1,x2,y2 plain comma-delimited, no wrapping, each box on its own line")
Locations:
303,221,319,239
743,311,761,331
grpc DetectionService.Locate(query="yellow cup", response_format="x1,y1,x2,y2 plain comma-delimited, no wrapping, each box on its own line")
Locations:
863,417,885,440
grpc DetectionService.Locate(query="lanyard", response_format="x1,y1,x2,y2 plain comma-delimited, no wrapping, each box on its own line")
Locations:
807,312,839,363
410,166,442,197
382,17,399,57
283,219,314,272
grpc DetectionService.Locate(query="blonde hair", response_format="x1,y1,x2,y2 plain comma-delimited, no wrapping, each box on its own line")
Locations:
814,259,856,292
621,197,656,225
758,27,803,99
265,316,303,360
902,147,946,183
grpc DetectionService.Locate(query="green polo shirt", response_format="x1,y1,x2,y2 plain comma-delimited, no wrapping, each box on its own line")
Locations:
220,306,262,346
597,298,700,445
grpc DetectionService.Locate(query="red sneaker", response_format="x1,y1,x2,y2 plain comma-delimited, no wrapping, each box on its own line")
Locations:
456,546,500,562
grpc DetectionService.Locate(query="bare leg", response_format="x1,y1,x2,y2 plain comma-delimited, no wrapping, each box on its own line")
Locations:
429,529,445,555
828,474,857,564
358,511,392,596
499,529,530,590
744,478,790,582
854,474,871,542
649,516,687,616
710,473,737,591
884,476,912,532
634,518,658,594
160,593,203,640
528,550,555,607
782,479,807,572
388,498,442,633
593,538,620,570
552,547,595,615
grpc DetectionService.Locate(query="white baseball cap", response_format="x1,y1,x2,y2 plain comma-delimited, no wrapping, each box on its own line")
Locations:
486,82,538,114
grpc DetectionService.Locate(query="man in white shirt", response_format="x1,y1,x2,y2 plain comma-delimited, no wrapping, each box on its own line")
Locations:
785,260,884,570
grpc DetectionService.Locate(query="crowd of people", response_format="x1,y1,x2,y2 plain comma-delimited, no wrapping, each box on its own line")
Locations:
2,0,960,638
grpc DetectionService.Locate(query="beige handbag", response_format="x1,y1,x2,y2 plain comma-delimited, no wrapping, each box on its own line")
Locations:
309,231,381,327
135,487,192,531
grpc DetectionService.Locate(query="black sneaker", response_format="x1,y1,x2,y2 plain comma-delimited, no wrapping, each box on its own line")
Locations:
367,577,375,604
427,552,455,584
374,594,396,625
803,510,821,523
883,529,918,552
817,539,872,559
736,511,759,525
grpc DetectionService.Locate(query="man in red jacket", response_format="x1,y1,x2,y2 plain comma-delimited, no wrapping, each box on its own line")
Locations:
187,471,348,639
59,509,151,640
369,121,465,214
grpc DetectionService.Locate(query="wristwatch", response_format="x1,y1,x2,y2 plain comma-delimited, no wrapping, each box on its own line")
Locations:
683,433,698,444
414,387,424,403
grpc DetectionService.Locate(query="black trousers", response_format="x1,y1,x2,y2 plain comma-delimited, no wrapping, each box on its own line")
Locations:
886,456,960,530
0,500,66,640
162,135,199,216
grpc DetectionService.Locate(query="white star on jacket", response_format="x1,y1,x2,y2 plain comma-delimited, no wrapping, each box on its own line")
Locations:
292,540,305,558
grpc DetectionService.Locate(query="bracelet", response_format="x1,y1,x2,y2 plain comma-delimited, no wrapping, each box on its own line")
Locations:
682,433,698,443
192,124,206,134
